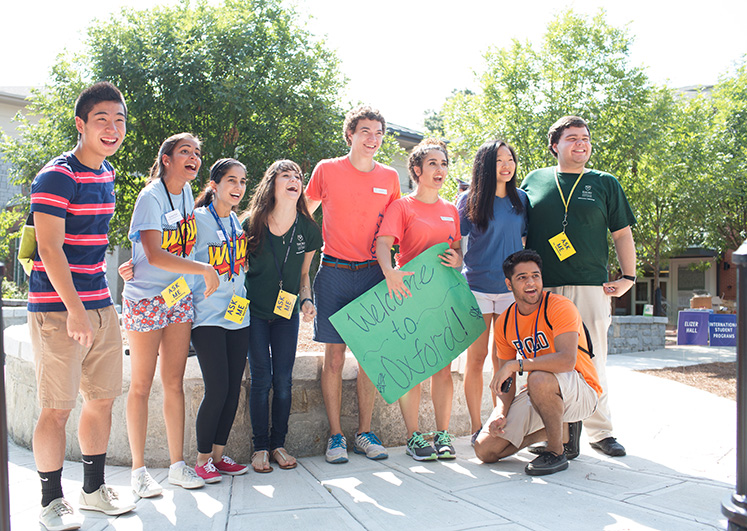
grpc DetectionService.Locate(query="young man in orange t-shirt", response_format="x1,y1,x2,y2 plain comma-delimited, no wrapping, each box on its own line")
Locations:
473,249,600,476
305,105,401,464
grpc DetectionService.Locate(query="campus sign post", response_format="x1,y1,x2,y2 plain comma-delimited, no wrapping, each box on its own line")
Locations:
723,240,747,530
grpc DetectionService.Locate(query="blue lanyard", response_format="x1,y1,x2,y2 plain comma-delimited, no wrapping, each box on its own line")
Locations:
267,215,298,290
162,179,187,257
514,294,543,359
208,202,236,282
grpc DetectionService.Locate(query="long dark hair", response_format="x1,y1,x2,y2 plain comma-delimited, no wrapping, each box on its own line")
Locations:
239,159,315,255
194,158,247,209
466,140,523,232
145,132,201,185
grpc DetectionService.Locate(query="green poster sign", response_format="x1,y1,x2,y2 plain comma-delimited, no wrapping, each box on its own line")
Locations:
329,243,486,404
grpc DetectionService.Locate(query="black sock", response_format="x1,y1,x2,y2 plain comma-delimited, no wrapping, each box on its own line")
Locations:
39,468,64,507
82,453,106,494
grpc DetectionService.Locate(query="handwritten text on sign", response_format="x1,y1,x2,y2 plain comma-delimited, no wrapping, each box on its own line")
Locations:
330,243,485,404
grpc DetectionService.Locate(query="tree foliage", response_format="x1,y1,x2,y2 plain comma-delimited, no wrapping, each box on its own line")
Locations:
1,0,346,246
701,59,747,251
436,9,713,302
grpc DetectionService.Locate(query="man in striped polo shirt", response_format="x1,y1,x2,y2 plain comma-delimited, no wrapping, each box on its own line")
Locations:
29,82,135,531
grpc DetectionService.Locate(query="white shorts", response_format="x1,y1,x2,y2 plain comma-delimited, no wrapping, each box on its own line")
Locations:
472,291,515,315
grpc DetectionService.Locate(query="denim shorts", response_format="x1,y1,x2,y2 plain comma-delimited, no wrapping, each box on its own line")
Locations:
123,294,194,332
313,261,384,344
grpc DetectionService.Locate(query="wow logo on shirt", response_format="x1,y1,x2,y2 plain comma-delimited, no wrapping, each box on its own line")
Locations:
161,213,197,256
208,233,248,277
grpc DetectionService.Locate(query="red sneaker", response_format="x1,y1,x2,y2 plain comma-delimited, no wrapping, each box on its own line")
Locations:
194,458,221,483
214,455,248,476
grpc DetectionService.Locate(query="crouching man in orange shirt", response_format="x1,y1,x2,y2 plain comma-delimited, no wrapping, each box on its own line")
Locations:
474,249,601,476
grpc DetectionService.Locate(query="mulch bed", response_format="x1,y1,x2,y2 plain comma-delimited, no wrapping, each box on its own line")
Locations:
638,362,737,401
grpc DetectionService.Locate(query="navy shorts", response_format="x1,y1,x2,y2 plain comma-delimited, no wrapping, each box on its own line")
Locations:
313,261,384,344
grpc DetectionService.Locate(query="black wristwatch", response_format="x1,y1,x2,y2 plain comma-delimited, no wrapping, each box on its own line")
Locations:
622,274,636,282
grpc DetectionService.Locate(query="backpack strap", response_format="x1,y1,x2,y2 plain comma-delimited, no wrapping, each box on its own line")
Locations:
502,301,516,339
544,291,594,360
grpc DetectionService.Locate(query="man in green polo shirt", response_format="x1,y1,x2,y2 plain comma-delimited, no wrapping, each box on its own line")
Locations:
521,115,636,457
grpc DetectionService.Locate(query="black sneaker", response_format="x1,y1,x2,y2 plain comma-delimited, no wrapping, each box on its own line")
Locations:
470,426,482,447
406,432,437,461
590,437,626,457
525,451,569,476
433,430,456,459
527,420,582,460
564,421,582,460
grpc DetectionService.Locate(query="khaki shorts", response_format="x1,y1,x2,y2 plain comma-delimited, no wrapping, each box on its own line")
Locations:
500,371,598,449
29,305,123,409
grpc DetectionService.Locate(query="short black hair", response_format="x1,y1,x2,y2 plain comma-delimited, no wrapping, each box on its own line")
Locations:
502,249,543,280
74,82,127,123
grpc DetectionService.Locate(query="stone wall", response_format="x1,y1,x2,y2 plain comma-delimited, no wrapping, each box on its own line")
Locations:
607,315,667,354
4,324,490,467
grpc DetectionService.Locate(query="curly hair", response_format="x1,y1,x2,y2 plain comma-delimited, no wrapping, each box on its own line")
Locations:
407,137,449,184
342,105,386,146
465,140,523,232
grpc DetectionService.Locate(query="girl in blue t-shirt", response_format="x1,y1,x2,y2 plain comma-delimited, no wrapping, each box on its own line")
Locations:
456,140,528,444
120,133,220,496
189,158,251,482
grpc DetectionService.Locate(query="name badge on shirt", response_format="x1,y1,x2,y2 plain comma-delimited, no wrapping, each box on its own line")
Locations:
165,209,183,225
373,187,387,195
273,289,297,319
224,294,250,324
548,232,576,261
161,276,191,307
440,216,454,222
216,230,226,241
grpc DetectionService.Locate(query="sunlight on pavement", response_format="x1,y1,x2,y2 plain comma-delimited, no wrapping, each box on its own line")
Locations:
373,471,403,486
253,485,275,498
439,461,477,478
193,491,224,517
322,477,405,516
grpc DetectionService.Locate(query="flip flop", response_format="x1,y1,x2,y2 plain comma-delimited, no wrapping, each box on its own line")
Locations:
251,450,273,473
271,447,297,470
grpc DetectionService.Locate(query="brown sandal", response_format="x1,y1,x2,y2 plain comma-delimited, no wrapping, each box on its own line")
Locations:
251,450,273,473
271,448,297,470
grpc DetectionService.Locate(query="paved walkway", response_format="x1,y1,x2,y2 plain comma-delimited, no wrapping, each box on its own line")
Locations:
7,345,737,530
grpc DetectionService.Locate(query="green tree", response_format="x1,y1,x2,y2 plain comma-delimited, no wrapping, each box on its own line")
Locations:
1,0,346,246
437,9,709,309
701,59,747,252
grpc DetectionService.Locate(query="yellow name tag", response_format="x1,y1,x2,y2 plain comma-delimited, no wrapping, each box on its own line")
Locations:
224,294,250,324
273,289,297,319
548,232,576,261
161,276,191,307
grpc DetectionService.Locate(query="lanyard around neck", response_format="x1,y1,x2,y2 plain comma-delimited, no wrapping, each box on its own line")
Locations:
514,294,544,359
208,202,236,282
266,214,298,290
553,167,584,233
162,179,187,257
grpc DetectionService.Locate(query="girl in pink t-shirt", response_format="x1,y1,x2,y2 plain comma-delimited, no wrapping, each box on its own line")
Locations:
376,139,462,461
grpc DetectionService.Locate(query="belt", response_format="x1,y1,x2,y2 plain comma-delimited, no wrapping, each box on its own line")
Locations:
321,256,378,271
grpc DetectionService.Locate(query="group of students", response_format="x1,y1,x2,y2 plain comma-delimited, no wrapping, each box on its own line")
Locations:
27,81,635,531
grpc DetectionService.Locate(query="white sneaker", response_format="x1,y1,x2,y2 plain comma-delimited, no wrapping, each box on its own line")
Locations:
325,433,348,464
39,498,81,531
79,485,136,516
168,463,205,489
132,468,163,498
353,431,388,460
